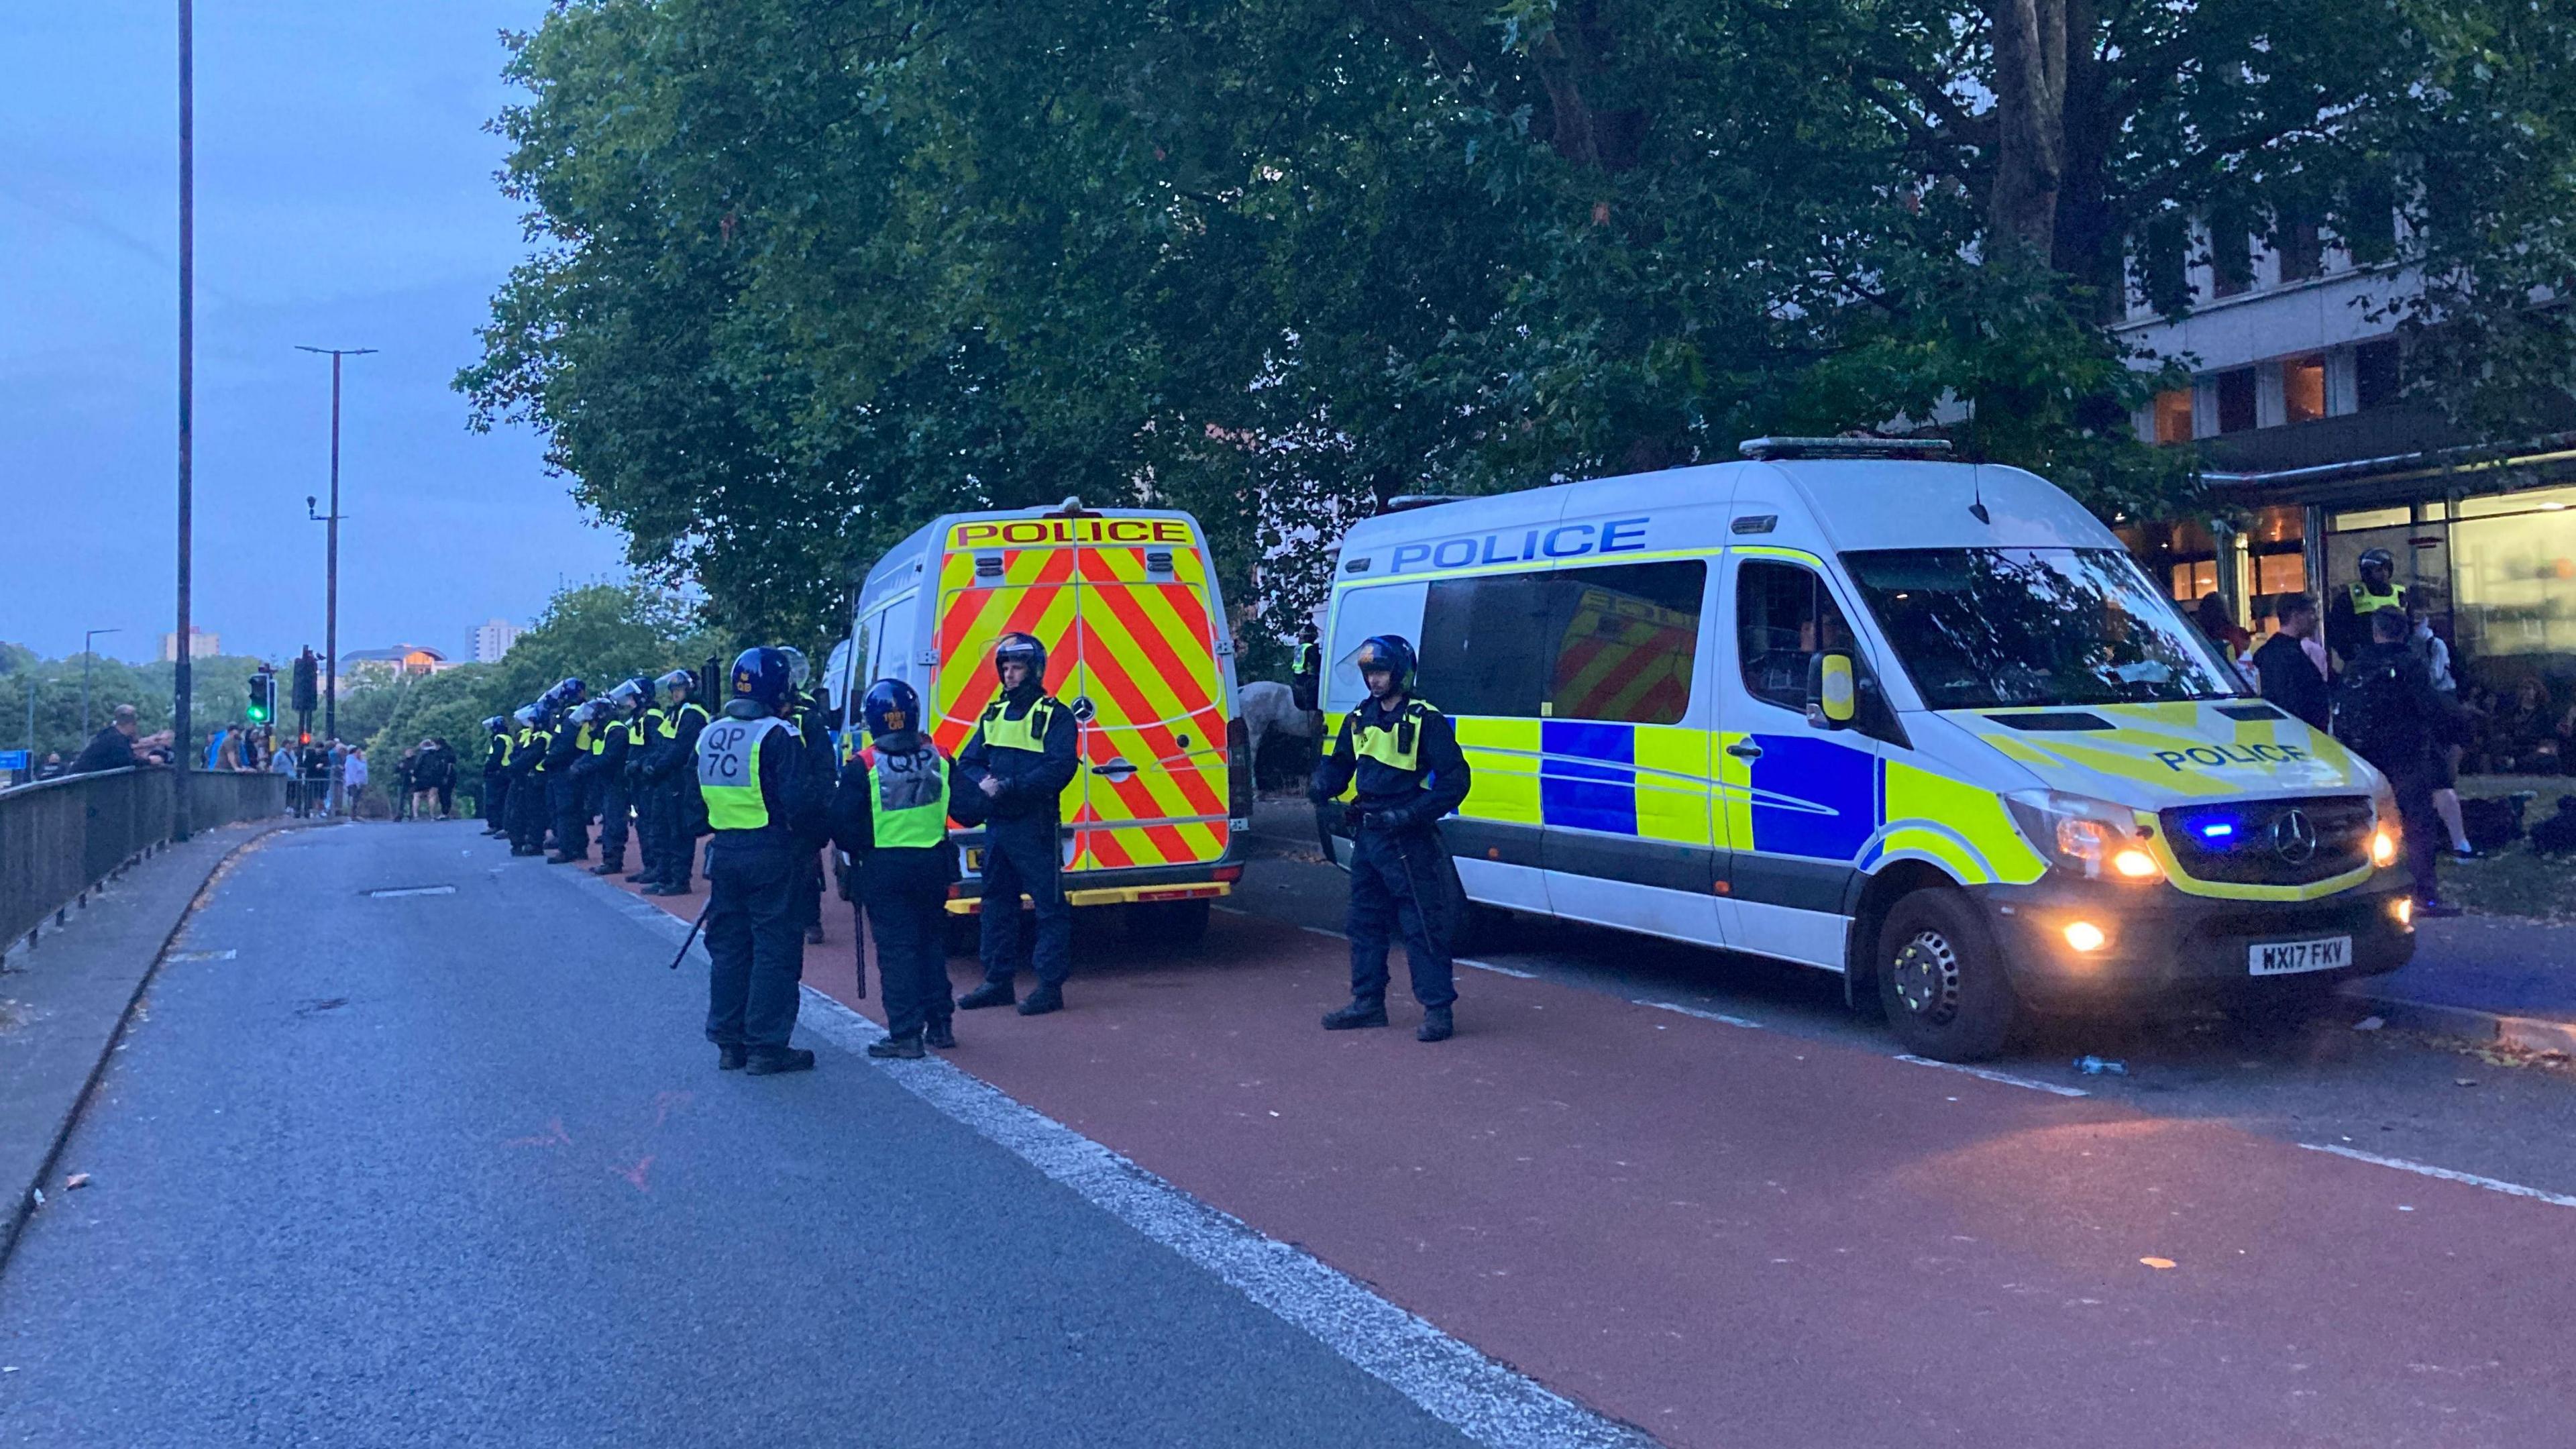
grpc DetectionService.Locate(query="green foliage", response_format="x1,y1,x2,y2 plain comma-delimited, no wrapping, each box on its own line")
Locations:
0,652,278,763
462,0,2576,661
481,581,724,709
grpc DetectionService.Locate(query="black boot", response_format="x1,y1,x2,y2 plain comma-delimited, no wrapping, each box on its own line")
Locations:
1417,1006,1454,1042
1322,998,1388,1030
717,1044,748,1071
590,861,623,875
745,1047,816,1075
867,1034,924,1060
1016,983,1065,1016
924,1019,957,1051
957,980,1016,1011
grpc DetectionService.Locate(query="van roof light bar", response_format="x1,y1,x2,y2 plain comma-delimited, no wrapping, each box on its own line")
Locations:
1383,494,1474,513
1739,436,1955,462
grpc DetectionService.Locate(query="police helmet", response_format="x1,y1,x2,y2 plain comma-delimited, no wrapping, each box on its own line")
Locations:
2357,547,2396,574
730,647,794,712
861,678,922,740
482,715,508,735
655,668,694,701
512,705,540,727
1354,635,1417,692
778,646,810,689
993,632,1049,684
547,677,587,706
608,677,645,709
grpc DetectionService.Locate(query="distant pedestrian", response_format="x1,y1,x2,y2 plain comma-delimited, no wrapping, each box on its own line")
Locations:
39,751,66,780
343,745,370,816
2194,593,2251,669
71,704,154,775
418,737,456,819
2251,594,2331,731
2336,608,2468,916
2411,606,2477,859
395,747,421,818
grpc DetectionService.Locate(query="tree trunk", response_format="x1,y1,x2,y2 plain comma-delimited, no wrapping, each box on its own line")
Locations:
1986,0,2069,260
2049,0,2119,315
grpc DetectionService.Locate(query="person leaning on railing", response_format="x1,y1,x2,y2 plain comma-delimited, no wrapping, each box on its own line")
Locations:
70,704,169,775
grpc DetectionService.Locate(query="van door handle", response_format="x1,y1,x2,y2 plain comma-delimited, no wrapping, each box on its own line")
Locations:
1725,741,1764,761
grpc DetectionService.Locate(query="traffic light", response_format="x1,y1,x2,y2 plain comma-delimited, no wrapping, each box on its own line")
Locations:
291,651,319,714
246,672,274,724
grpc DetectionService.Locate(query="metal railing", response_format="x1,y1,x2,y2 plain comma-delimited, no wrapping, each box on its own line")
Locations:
0,767,288,950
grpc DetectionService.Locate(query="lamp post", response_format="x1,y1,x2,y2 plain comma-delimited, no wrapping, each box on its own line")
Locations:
296,345,376,751
174,0,194,840
81,627,123,738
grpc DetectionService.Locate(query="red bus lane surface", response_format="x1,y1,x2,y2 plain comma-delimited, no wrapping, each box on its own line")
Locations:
629,879,2575,1448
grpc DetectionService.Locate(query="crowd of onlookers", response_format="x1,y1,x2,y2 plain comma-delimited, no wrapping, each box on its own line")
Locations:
31,702,462,824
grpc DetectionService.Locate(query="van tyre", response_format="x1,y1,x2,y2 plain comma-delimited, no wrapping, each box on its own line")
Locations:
1877,889,2021,1062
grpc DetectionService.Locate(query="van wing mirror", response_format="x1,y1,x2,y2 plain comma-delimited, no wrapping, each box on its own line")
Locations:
1807,653,1856,728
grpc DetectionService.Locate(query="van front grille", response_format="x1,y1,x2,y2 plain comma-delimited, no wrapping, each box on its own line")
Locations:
2160,796,2373,886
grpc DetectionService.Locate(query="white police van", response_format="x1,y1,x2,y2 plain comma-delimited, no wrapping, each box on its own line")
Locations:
1320,439,2414,1060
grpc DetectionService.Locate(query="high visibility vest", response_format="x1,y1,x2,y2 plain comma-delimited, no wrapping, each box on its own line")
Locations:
1349,699,1438,771
2349,580,2405,614
979,696,1062,754
659,701,708,740
1295,642,1320,676
625,715,649,747
863,742,950,849
696,715,788,830
572,720,594,752
494,734,514,766
529,727,551,772
588,726,608,755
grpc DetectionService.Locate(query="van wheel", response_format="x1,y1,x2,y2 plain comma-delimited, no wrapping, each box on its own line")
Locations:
1128,898,1211,947
1876,889,2021,1062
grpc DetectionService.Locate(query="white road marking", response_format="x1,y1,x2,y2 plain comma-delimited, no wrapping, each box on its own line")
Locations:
797,989,1654,1449
1459,959,1538,979
586,870,1648,1446
366,885,455,899
166,949,236,962
1640,1000,1765,1031
1892,1055,2089,1098
2299,1143,2576,1208
1299,924,1347,942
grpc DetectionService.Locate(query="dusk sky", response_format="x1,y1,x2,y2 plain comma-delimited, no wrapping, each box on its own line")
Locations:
2,3,629,667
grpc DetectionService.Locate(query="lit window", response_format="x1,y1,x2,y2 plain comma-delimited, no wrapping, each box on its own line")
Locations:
2283,356,2327,424
2153,390,2194,444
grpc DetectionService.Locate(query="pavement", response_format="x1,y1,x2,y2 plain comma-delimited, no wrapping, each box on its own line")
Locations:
0,818,294,1267
7,818,2576,1446
2352,914,2576,1052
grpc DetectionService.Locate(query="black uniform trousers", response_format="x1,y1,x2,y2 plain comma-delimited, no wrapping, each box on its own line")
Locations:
484,772,508,831
509,773,548,853
977,814,1071,987
2390,765,2445,904
649,781,700,889
1345,822,1460,1009
862,851,954,1040
703,844,806,1051
549,772,589,859
597,781,633,869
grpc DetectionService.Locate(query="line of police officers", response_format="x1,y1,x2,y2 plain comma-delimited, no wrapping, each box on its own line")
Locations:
476,627,1473,1071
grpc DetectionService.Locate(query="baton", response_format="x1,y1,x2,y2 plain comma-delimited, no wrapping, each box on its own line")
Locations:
668,896,711,970
1313,800,1339,867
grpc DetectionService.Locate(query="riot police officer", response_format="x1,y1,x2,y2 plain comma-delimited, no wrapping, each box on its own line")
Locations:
544,681,594,863
480,715,513,837
953,632,1080,1016
590,678,649,875
639,668,709,896
779,647,832,945
698,647,830,1074
1309,635,1472,1042
506,704,549,855
831,679,960,1058
2328,546,2407,667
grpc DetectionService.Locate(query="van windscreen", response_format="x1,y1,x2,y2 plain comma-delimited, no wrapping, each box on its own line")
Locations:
1843,547,2243,709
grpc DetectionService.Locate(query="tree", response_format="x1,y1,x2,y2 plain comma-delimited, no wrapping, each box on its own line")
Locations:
464,0,2575,658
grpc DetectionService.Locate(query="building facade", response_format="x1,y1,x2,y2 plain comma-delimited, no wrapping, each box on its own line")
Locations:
338,645,449,686
2118,215,2576,734
470,619,523,664
158,627,220,661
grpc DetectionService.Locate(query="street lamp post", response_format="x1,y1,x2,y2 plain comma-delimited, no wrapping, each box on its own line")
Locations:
82,627,124,738
296,345,375,751
174,0,194,840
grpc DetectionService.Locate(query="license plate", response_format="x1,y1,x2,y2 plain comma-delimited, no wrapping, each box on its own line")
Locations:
2248,935,2350,975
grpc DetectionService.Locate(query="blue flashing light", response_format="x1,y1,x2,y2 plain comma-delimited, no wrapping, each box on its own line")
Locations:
2198,821,2235,839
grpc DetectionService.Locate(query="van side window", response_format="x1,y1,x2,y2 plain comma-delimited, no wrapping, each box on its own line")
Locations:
1736,560,1855,713
1417,561,1705,723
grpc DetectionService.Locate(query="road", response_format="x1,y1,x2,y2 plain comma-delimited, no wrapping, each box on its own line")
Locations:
5,816,2576,1447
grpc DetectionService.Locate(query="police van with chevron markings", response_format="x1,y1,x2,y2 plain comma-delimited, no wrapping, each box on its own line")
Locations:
838,500,1251,943
1321,439,2416,1060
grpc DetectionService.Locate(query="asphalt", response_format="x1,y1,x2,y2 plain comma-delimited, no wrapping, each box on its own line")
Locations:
0,822,1473,1449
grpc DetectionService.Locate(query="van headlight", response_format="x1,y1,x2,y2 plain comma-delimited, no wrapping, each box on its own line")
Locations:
2368,788,2402,869
2005,790,2163,882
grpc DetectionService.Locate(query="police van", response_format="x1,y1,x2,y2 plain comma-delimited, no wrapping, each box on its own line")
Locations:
1320,439,2414,1060
837,500,1251,941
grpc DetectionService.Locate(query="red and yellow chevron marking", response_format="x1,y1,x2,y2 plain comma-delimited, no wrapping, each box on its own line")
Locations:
930,522,1234,873
1550,585,1695,723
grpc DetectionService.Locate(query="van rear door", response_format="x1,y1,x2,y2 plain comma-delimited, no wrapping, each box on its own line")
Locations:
1065,525,1232,874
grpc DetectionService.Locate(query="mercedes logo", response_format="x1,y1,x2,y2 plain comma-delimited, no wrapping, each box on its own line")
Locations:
2272,808,2318,865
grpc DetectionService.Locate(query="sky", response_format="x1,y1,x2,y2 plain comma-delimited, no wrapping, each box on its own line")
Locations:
1,3,629,667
